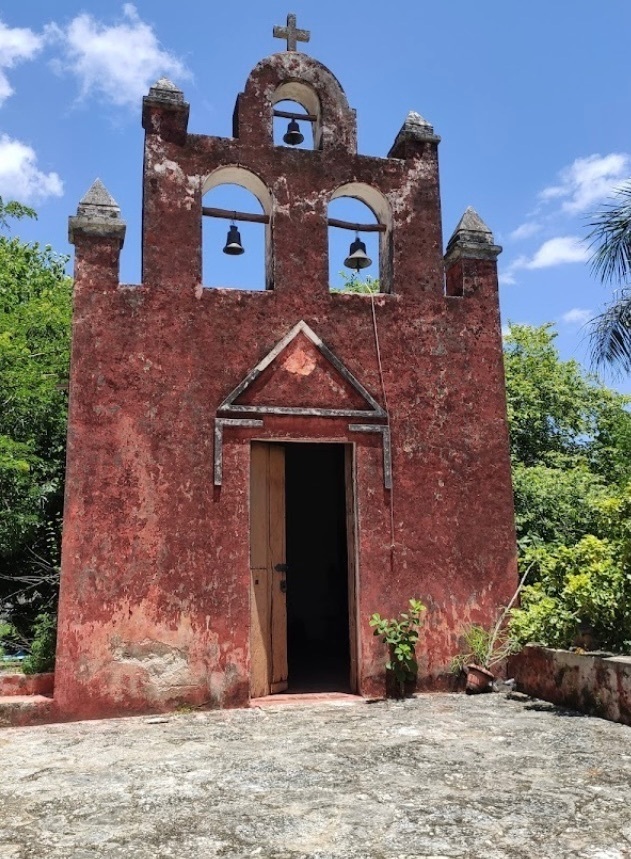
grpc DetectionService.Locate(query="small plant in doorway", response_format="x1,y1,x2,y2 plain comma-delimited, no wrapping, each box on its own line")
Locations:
369,599,426,697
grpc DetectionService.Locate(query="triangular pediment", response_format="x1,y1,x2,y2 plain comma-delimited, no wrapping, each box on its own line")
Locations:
218,321,386,418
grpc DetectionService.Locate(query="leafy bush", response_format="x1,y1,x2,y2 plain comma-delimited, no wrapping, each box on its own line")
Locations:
511,542,631,652
22,612,57,674
369,599,425,695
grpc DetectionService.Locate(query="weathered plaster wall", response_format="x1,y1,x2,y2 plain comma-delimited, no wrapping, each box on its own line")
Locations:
55,51,517,719
510,645,631,726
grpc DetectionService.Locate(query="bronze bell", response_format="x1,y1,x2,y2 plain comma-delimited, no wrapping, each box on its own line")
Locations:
283,118,304,146
223,224,245,255
344,236,372,270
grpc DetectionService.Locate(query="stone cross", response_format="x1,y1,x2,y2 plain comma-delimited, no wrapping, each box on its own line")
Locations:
273,13,310,52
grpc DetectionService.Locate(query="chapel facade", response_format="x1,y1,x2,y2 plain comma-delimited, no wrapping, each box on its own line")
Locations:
55,18,517,719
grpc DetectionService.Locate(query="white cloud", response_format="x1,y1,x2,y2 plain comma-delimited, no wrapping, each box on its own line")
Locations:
499,268,518,286
561,308,592,326
49,4,190,109
0,19,44,105
539,154,630,215
526,236,589,268
0,135,63,203
501,236,588,285
510,221,542,241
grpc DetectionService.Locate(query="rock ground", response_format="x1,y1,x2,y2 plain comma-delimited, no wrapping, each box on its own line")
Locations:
1,693,630,858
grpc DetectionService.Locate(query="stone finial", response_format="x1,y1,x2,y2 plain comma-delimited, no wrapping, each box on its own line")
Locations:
142,78,189,142
68,179,126,245
445,206,501,263
388,111,440,157
146,77,185,105
400,111,435,138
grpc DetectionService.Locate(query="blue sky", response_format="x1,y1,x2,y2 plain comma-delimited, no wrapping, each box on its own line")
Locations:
2,2,630,392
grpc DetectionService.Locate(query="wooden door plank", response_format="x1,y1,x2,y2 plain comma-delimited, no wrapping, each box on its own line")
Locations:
250,567,271,698
250,443,271,697
250,443,269,570
269,444,288,691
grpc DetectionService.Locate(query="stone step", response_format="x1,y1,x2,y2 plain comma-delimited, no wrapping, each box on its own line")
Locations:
0,695,55,728
0,672,54,697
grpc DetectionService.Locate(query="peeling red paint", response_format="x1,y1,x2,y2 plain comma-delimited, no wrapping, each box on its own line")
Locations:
52,50,517,722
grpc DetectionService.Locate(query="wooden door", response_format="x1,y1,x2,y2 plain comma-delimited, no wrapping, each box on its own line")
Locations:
250,442,288,697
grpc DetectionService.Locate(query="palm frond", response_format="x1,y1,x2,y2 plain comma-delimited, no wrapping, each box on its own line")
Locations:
589,289,631,373
587,183,631,284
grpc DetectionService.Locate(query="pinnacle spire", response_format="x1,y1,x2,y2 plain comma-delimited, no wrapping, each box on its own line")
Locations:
78,178,120,212
401,110,435,137
69,179,126,246
388,110,440,158
147,77,185,104
445,206,501,262
450,206,493,240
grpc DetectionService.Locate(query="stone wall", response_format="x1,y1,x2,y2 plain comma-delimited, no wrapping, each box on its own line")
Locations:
0,672,54,697
510,645,631,726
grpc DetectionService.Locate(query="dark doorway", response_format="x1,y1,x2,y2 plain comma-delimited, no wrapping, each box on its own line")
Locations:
284,443,351,692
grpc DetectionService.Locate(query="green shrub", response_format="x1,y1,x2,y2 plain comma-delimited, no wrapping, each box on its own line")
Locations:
369,599,425,695
510,524,631,652
22,612,57,674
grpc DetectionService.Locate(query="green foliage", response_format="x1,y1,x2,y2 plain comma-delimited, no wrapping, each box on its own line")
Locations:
450,623,519,673
0,620,12,658
505,323,631,653
334,272,381,294
0,201,71,642
505,323,614,468
512,463,608,547
22,612,57,674
587,184,631,372
0,197,36,230
369,599,426,694
511,524,631,652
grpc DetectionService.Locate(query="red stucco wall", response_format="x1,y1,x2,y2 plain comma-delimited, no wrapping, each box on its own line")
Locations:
55,52,517,720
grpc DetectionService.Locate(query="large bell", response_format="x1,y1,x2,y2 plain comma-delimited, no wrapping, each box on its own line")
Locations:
223,224,245,256
283,118,304,146
344,236,372,271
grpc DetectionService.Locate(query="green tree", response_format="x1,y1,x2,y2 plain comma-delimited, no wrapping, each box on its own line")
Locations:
588,184,631,372
505,324,631,652
0,198,71,654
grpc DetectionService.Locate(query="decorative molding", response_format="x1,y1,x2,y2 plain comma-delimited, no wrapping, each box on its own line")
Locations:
218,320,387,419
349,423,392,490
214,418,264,486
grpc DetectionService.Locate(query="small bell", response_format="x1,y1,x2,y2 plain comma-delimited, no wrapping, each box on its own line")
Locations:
344,235,372,270
283,118,304,146
223,224,245,256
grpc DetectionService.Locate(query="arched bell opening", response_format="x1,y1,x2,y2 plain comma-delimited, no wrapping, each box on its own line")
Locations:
328,185,392,293
202,166,273,291
272,82,322,150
